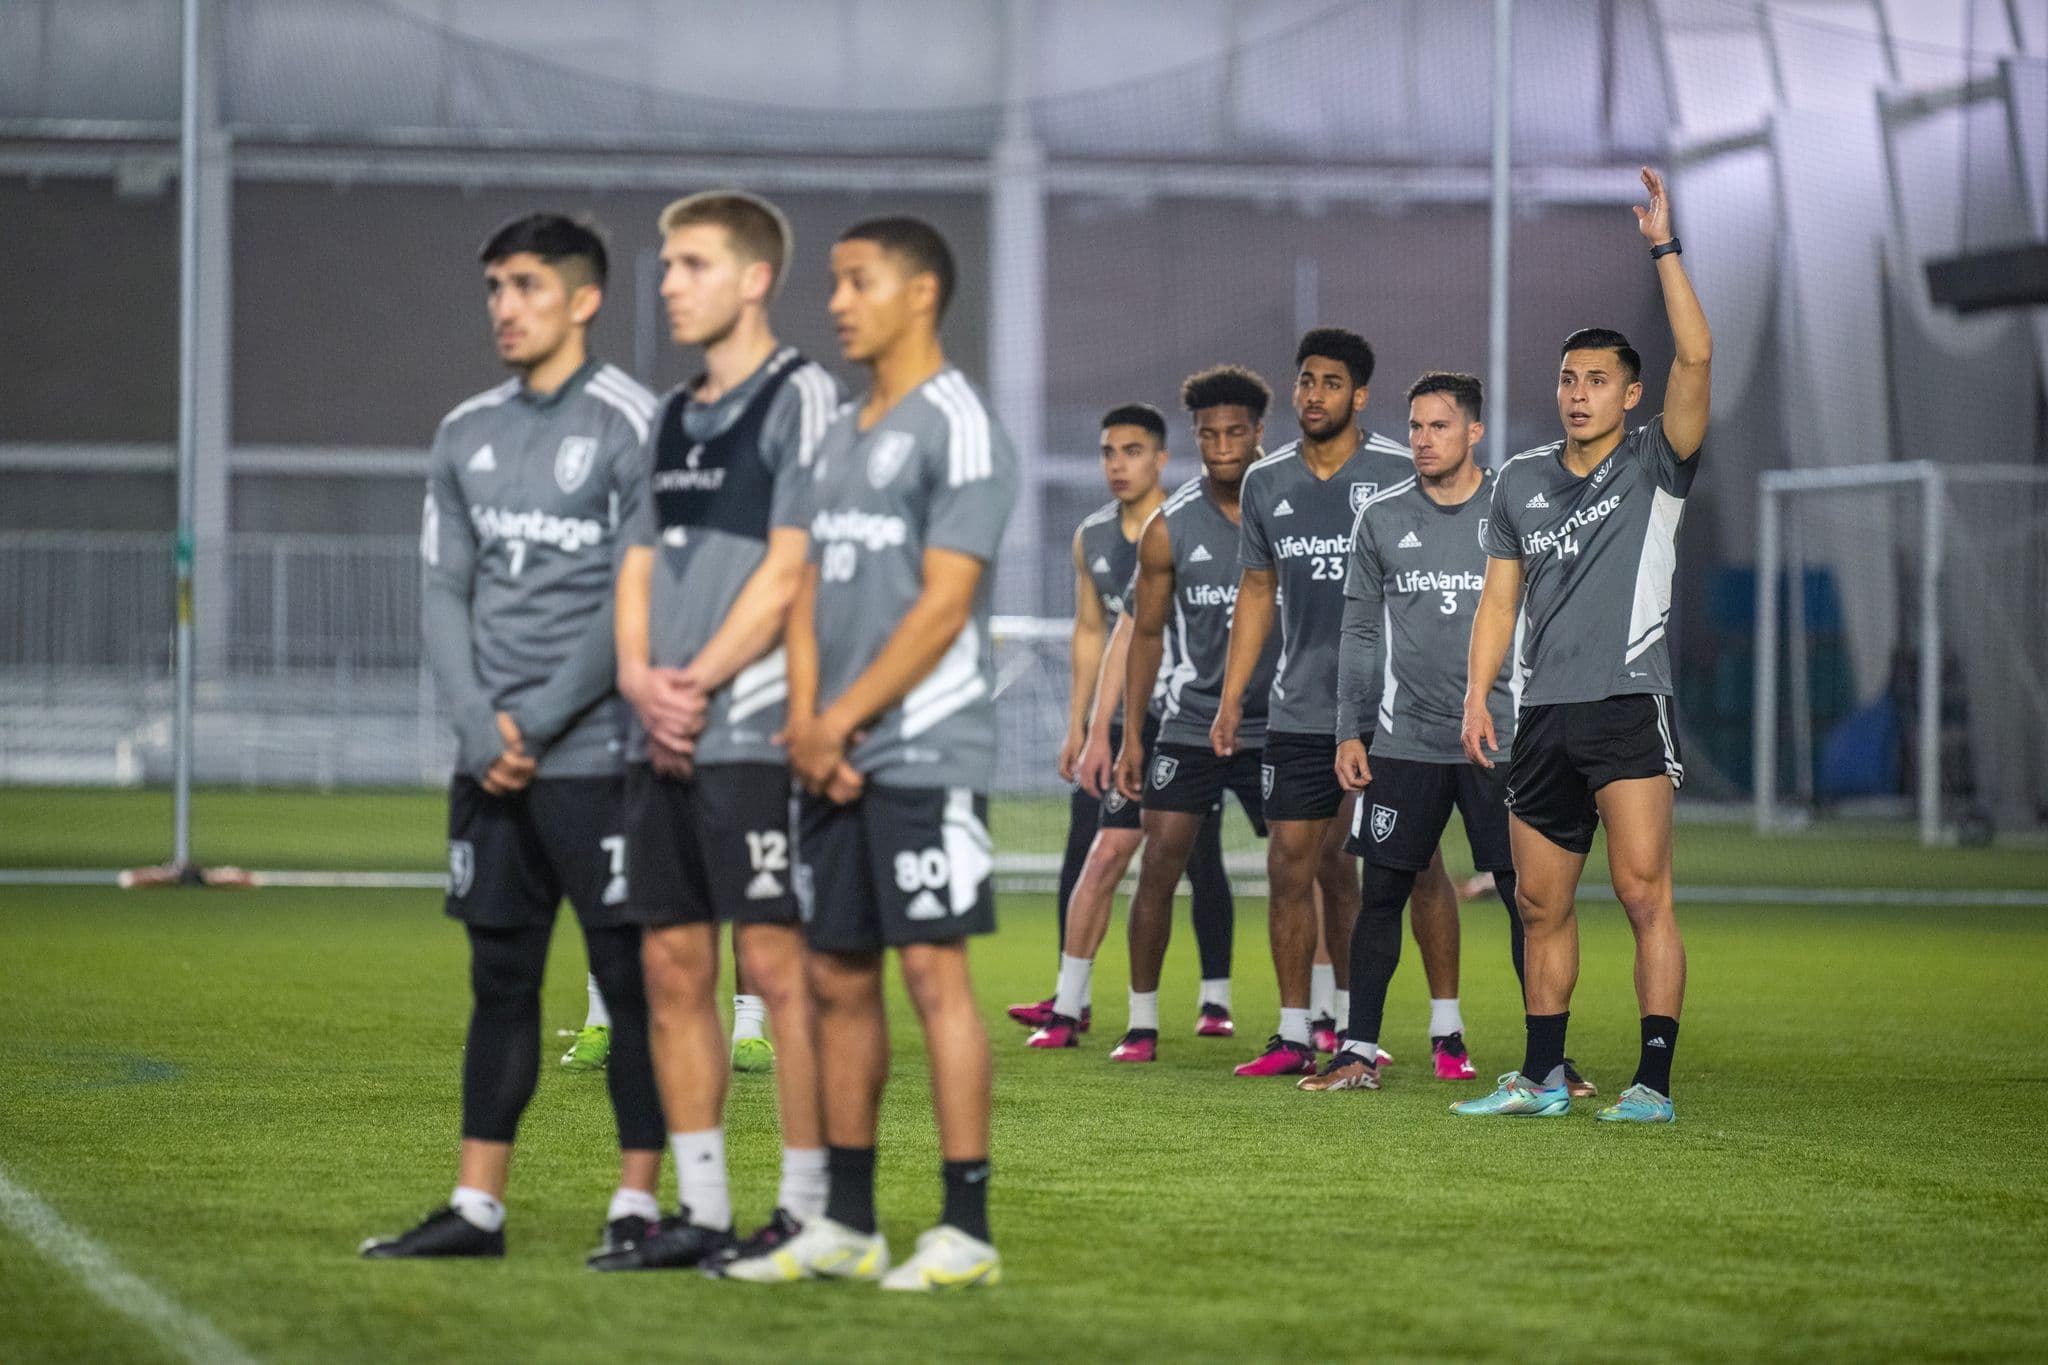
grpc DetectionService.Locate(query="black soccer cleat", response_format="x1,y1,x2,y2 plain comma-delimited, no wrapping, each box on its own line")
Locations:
586,1209,735,1271
360,1206,504,1259
705,1207,803,1276
586,1213,654,1264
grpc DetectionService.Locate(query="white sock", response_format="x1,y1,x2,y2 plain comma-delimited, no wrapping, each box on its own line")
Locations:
584,973,610,1030
733,994,766,1043
1128,989,1159,1032
448,1186,504,1233
1340,1037,1378,1062
1199,978,1231,1009
1429,998,1465,1039
1310,963,1336,1019
1332,990,1350,1029
670,1129,731,1230
1053,954,1093,1020
778,1147,829,1222
608,1187,660,1224
1279,1007,1312,1046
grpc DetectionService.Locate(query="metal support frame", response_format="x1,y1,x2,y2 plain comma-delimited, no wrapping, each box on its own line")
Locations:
1487,0,1514,470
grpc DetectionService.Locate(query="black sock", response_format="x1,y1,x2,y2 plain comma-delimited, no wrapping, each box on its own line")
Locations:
825,1146,877,1235
1522,1011,1569,1084
940,1159,991,1243
1633,1015,1679,1098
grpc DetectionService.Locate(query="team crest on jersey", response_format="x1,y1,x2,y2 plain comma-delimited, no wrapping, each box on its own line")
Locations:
1370,805,1398,843
1349,482,1376,513
1261,764,1275,800
554,436,598,492
447,840,475,897
866,431,916,489
1151,755,1179,790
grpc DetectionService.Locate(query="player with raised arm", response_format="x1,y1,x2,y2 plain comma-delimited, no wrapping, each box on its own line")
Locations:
364,213,665,1261
721,217,1013,1291
1019,406,1236,1050
588,192,840,1271
1454,168,1711,1124
1108,368,1279,1065
1301,372,1522,1092
1212,329,1462,1077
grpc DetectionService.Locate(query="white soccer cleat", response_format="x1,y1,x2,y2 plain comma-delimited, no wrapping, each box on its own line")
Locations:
878,1225,1001,1292
718,1216,889,1283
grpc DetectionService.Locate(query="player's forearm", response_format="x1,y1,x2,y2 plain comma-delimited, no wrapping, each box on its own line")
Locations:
1124,628,1165,738
1221,576,1275,701
1068,624,1107,738
615,547,654,694
1334,591,1381,744
1659,254,1712,368
1465,595,1515,705
509,596,616,748
818,588,973,738
685,539,807,693
784,567,821,722
1090,615,1133,744
421,580,501,776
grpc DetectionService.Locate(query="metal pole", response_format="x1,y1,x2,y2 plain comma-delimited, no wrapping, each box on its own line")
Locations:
988,0,1046,613
173,0,200,870
1754,483,1781,832
1486,0,1513,468
1786,513,1813,804
1918,466,1944,844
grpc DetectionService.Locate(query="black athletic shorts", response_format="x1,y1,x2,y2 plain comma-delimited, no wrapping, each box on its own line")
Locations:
1347,754,1513,873
444,776,630,930
1098,714,1163,831
1261,730,1347,822
1142,741,1268,837
796,785,997,953
621,762,797,928
1506,695,1685,855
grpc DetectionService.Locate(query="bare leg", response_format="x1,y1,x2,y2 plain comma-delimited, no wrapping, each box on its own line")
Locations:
1062,828,1144,961
1128,810,1201,993
1314,808,1358,990
1507,816,1587,1016
456,1141,512,1200
807,950,888,1147
1595,777,1685,1018
899,941,992,1160
1265,818,1327,1009
1407,848,1461,999
641,923,727,1130
737,921,821,1150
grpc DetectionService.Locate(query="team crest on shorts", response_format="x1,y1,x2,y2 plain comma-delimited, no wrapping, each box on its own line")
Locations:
1151,755,1179,790
1349,482,1376,513
447,840,475,897
554,436,598,492
1104,788,1128,814
1261,764,1275,800
1370,805,1398,843
866,431,916,489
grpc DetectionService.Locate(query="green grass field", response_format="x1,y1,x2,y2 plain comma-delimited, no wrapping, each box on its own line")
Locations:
3,791,2047,1363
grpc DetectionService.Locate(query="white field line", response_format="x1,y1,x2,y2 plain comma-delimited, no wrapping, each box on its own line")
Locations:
0,1161,261,1365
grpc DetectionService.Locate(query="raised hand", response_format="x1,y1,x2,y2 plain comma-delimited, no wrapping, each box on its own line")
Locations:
1634,166,1673,246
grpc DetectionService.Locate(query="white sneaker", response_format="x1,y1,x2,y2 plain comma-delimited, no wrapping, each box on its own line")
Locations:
718,1216,888,1283
877,1225,1001,1292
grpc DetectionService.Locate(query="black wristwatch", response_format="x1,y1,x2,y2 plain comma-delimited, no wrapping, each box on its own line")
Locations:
1650,237,1682,259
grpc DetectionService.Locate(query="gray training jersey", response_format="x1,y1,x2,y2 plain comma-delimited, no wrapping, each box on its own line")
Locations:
620,347,840,766
1077,500,1169,722
1148,477,1281,749
1480,416,1700,706
1237,431,1414,735
1337,471,1518,764
806,367,1017,790
421,359,656,780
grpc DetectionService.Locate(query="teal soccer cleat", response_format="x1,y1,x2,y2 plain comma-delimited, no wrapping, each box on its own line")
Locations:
1448,1072,1572,1117
1596,1083,1676,1124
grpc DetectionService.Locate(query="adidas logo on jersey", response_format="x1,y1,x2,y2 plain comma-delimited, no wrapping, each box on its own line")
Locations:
1092,555,1112,574
906,890,948,921
745,870,785,901
1188,544,1213,563
1273,499,1295,516
467,445,497,472
1397,531,1423,549
1525,492,1551,510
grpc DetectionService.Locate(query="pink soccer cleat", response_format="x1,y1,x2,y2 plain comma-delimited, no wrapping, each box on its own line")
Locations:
1431,1032,1478,1081
1108,1030,1158,1063
1310,1017,1342,1055
1008,998,1089,1032
1233,1036,1317,1077
1026,1016,1081,1049
1194,1003,1235,1038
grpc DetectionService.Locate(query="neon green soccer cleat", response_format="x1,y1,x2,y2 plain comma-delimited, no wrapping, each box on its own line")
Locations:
731,1036,775,1074
1449,1071,1572,1117
559,1024,610,1072
1596,1083,1675,1124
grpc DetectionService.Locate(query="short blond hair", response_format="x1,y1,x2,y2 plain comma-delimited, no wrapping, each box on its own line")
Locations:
658,190,793,296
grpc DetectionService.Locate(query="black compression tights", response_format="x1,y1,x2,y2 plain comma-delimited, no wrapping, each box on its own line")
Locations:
460,922,663,1151
1054,788,1098,968
1345,866,1526,1042
1497,870,1525,992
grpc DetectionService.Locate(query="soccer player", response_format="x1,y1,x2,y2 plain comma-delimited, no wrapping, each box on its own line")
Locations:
364,213,664,1260
1020,405,1236,1049
588,192,840,1270
1109,367,1279,1065
1212,328,1461,1076
722,217,1013,1290
1300,372,1520,1092
1455,168,1710,1123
